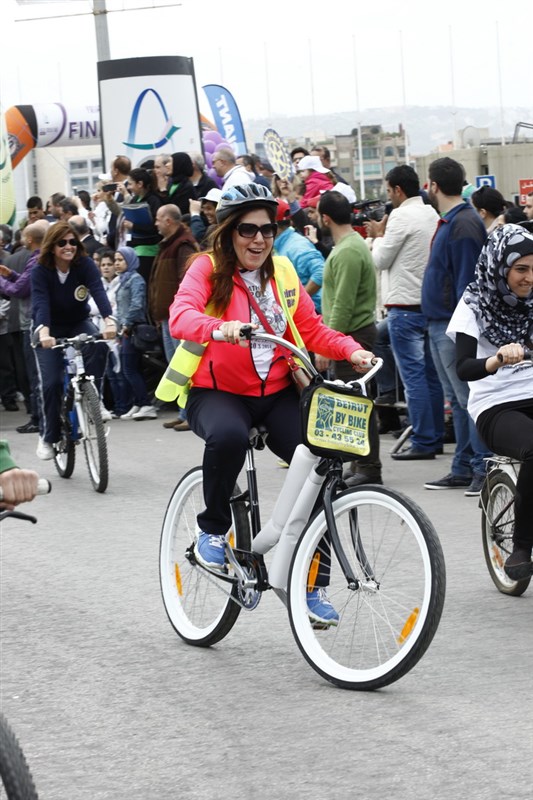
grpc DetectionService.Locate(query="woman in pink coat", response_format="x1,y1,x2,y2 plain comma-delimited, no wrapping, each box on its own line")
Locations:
297,155,335,208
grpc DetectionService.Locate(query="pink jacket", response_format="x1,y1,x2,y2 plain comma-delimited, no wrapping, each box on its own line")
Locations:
169,254,361,396
300,172,335,208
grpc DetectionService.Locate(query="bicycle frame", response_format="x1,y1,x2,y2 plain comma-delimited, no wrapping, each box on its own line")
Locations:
208,328,383,603
66,343,94,426
54,335,102,437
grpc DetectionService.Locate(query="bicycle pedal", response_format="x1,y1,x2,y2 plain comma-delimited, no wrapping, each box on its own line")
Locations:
310,619,337,631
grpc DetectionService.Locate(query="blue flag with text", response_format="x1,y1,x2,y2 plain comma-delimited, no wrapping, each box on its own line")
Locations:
202,84,247,155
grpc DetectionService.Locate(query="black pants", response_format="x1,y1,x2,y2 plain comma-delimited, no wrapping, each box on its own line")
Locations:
0,333,18,404
187,386,302,535
477,399,533,552
334,322,381,474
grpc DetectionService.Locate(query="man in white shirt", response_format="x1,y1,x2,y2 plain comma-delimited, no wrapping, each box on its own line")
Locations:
213,148,254,190
366,165,443,461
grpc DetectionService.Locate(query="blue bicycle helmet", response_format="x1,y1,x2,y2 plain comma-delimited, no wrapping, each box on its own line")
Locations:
215,183,279,223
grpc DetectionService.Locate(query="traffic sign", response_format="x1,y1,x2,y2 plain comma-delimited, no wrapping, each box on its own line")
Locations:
475,175,496,188
519,179,533,205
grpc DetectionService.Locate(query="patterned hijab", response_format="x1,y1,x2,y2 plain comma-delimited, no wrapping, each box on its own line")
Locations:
462,224,533,346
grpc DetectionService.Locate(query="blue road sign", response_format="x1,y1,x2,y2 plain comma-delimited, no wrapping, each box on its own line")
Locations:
475,175,496,188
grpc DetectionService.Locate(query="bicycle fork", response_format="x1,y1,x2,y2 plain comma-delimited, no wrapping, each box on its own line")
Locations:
322,476,378,592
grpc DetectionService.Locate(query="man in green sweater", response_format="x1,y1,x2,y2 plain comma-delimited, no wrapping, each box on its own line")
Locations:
316,191,382,485
0,440,39,509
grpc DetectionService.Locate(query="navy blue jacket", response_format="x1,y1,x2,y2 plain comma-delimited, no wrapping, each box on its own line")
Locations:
421,202,486,321
31,255,112,333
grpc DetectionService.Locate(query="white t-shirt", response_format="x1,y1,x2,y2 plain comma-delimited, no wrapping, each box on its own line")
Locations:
447,298,533,421
239,269,287,379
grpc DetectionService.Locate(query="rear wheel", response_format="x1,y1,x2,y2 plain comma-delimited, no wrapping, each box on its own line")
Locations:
481,470,530,596
288,485,446,690
160,468,251,646
54,388,76,479
77,381,108,493
0,713,39,800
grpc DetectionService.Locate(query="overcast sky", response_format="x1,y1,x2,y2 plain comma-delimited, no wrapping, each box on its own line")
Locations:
3,0,533,124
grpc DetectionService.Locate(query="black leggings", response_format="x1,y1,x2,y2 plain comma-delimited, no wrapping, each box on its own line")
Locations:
477,399,533,551
186,386,302,535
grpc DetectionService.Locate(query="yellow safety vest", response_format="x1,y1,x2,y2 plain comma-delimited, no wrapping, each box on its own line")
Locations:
155,255,305,408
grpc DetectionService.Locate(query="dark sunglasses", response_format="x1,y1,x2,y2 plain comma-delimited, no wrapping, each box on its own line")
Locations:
235,222,277,239
56,238,78,247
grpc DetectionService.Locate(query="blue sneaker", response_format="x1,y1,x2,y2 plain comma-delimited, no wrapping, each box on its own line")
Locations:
195,533,226,570
306,588,339,626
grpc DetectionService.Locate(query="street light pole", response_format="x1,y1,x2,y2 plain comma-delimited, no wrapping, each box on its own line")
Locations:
93,0,111,62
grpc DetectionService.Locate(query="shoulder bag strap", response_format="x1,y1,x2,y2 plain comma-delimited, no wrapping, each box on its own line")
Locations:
233,271,303,373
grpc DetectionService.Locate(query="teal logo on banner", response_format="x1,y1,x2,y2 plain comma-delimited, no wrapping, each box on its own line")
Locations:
123,88,180,150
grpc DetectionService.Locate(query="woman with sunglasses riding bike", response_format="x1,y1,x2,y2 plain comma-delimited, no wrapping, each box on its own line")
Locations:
160,184,375,624
447,223,533,581
31,222,117,461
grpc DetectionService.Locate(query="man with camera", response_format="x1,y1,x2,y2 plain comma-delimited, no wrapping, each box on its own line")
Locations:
101,156,132,248
366,165,442,461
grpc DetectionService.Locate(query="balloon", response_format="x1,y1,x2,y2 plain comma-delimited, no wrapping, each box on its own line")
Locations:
204,130,222,143
203,139,216,154
215,141,232,152
205,152,213,169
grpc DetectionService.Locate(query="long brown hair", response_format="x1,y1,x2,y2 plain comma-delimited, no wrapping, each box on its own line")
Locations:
186,206,276,314
38,222,85,269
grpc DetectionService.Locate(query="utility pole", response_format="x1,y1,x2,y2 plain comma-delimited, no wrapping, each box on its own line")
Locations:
352,35,365,200
93,0,111,62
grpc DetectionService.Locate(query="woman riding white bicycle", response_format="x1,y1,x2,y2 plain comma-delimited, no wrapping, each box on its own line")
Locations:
447,223,533,581
160,184,375,625
31,222,117,461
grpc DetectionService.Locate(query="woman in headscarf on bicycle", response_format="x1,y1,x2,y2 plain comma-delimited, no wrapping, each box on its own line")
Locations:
162,184,375,625
447,223,533,580
31,222,116,461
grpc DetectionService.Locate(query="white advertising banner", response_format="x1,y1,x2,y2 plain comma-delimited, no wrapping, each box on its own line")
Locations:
97,56,202,169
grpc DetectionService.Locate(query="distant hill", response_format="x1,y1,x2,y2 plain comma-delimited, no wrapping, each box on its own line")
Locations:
243,105,533,156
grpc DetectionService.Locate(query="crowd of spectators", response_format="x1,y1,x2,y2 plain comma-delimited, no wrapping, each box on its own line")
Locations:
1,146,532,495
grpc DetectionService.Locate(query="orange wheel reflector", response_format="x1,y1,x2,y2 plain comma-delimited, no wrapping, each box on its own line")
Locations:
174,563,182,596
398,607,419,644
228,531,235,548
492,545,504,568
307,553,321,592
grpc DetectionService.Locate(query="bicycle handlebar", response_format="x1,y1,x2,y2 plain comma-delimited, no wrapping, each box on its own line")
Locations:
32,333,108,349
211,326,382,389
0,478,51,503
496,346,532,363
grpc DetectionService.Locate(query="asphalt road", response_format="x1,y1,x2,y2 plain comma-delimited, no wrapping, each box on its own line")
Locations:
1,407,532,800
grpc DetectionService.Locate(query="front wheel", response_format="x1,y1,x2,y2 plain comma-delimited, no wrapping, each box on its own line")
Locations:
160,468,251,647
0,713,39,800
481,470,530,597
54,387,76,479
77,382,108,493
288,485,446,690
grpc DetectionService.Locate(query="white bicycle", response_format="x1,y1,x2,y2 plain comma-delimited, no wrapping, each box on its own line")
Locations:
159,331,446,690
